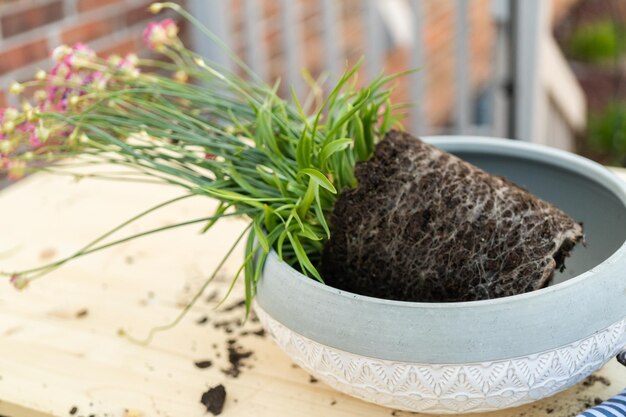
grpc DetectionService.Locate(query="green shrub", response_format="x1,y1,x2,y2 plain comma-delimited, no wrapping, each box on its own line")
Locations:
587,102,626,161
567,21,624,64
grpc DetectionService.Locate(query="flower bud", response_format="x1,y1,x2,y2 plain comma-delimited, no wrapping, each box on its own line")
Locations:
2,121,15,134
35,69,47,81
174,70,188,83
52,45,72,62
10,274,28,289
34,90,48,102
36,123,50,143
3,108,19,121
108,55,122,66
9,82,24,96
126,53,139,65
149,2,164,13
0,140,13,154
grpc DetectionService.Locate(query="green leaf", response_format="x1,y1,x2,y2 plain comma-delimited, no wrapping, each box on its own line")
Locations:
256,105,280,155
287,232,323,282
314,189,331,238
352,114,367,161
380,98,393,133
299,222,322,241
361,107,375,156
263,204,276,231
295,127,312,170
243,230,256,316
201,202,229,233
253,215,270,253
325,89,371,141
297,168,337,194
277,230,288,260
319,138,352,166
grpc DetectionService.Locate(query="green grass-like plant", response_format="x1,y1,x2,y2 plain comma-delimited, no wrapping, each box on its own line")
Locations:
0,3,406,336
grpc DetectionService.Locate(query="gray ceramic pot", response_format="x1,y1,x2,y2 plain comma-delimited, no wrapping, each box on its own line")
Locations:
254,136,626,414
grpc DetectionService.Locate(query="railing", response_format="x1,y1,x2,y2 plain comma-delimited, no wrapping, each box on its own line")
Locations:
187,0,585,149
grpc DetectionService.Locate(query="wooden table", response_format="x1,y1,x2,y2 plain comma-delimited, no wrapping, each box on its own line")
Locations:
0,168,624,417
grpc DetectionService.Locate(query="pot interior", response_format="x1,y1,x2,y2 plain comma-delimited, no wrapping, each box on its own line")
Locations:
446,147,626,284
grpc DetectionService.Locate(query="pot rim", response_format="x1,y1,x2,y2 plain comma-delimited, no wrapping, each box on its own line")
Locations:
266,135,626,309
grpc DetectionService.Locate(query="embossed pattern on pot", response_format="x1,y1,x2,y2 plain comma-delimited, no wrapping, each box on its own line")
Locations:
256,305,626,414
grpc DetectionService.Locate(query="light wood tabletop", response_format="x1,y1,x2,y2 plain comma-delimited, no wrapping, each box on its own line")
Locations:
0,167,624,417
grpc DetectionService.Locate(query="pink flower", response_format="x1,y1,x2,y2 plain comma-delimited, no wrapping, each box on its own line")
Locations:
45,43,106,111
143,18,179,50
16,122,35,133
52,43,95,68
29,133,43,148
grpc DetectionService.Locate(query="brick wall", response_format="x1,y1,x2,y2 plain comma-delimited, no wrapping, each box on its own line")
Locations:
0,0,165,107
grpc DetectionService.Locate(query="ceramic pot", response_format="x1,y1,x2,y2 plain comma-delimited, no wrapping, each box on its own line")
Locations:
254,136,626,414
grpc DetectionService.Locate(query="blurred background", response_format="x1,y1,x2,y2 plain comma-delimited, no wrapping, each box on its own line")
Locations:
0,0,624,163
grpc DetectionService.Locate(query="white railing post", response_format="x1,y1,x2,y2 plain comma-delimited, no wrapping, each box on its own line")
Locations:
186,0,233,72
243,0,269,81
321,0,343,84
364,0,384,81
280,0,303,97
514,0,549,142
490,0,512,138
453,0,471,134
408,0,426,134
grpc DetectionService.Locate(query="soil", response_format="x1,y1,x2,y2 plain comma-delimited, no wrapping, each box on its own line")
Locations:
582,374,611,387
75,309,88,318
222,300,245,312
222,339,253,378
322,131,584,302
239,328,265,337
194,360,213,369
200,384,226,416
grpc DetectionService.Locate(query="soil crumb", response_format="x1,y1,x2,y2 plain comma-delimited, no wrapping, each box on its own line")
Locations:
213,318,241,334
200,384,226,415
222,339,253,378
582,374,611,387
222,299,245,312
309,375,318,383
194,360,213,369
69,406,78,415
75,308,88,319
239,328,266,337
